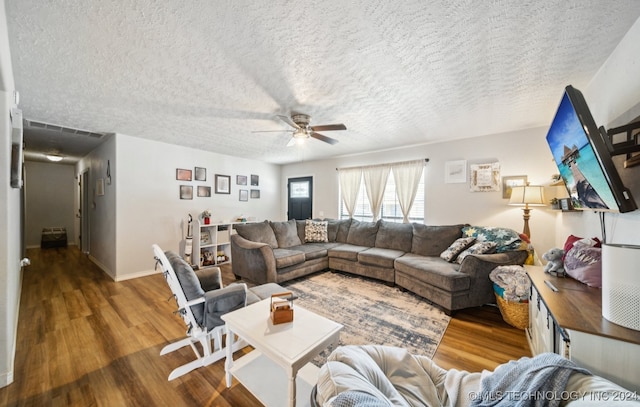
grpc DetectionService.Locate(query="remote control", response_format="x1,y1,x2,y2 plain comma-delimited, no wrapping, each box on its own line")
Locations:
544,280,559,292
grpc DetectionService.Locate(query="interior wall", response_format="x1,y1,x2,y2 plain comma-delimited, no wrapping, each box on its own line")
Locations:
112,134,281,280
282,126,559,256
23,161,76,248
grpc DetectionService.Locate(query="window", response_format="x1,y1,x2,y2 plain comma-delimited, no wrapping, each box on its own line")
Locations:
340,171,425,223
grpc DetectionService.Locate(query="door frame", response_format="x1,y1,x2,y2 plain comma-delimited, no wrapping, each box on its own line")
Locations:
80,169,90,253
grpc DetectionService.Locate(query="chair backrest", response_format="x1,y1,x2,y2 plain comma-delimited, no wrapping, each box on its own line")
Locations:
153,244,205,336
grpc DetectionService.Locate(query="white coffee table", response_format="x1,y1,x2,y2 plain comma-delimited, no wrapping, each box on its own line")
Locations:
222,298,342,407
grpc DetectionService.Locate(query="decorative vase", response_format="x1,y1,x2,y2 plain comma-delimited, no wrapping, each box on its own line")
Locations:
204,217,210,225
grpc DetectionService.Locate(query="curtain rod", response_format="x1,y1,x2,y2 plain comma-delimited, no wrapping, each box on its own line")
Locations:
336,158,429,171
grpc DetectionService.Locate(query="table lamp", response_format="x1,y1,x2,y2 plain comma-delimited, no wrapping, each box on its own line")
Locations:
508,185,546,238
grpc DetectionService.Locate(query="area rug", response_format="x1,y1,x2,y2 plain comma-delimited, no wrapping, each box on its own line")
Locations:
282,271,451,365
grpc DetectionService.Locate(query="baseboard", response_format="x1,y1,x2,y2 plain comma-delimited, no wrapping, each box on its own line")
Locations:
88,254,116,281
0,370,14,388
114,268,160,282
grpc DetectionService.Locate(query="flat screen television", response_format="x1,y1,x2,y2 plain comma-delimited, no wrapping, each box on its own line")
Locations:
545,85,637,213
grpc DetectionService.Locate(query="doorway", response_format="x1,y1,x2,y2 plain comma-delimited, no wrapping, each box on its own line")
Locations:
287,176,313,220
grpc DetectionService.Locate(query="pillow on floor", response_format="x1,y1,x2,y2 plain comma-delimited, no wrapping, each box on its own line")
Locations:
440,237,476,262
456,242,497,264
305,219,329,242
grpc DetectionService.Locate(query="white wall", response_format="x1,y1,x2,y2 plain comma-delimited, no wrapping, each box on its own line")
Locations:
557,16,640,247
24,161,76,248
282,126,560,256
77,133,282,280
0,0,21,387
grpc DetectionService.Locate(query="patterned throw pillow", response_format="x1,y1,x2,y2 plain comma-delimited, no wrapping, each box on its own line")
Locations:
440,237,476,262
305,219,328,242
462,226,521,253
456,241,498,264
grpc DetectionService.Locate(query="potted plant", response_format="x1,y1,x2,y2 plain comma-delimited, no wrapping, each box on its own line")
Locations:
550,198,560,210
201,209,212,224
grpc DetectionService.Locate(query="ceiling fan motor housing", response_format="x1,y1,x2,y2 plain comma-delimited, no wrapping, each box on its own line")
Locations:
291,114,311,129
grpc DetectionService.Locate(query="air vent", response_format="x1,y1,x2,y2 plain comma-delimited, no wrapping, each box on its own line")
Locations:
24,119,105,139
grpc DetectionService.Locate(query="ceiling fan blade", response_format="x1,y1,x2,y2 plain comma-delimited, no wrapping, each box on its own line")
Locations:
277,115,300,129
310,132,339,145
251,130,292,133
286,137,296,147
310,123,347,132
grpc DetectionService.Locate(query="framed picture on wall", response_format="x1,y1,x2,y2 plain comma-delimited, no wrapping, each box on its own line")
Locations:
236,175,247,185
197,186,211,197
239,189,248,201
215,174,231,194
444,160,467,184
502,175,528,199
176,168,192,181
194,167,207,181
250,189,260,199
180,185,193,200
251,174,259,186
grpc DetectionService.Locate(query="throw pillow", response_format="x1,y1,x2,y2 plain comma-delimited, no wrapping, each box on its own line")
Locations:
462,226,521,253
562,234,601,261
564,245,602,288
305,219,329,242
456,241,497,264
440,237,476,262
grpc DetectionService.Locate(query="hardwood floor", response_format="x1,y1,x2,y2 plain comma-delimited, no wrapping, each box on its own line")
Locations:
0,246,530,406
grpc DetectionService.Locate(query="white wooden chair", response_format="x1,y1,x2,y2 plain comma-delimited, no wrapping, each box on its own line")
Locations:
153,244,248,380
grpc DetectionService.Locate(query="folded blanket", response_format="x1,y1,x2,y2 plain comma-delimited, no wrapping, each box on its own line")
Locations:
489,265,530,302
471,353,591,407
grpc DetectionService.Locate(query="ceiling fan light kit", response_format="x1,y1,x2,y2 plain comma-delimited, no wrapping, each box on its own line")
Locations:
256,113,347,146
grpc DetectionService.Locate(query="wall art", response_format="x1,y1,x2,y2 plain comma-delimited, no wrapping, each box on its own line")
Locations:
444,160,467,184
470,162,500,192
194,167,207,181
502,175,528,199
197,186,211,197
176,168,192,181
180,185,193,199
239,189,248,201
215,174,231,194
251,189,260,199
236,175,247,185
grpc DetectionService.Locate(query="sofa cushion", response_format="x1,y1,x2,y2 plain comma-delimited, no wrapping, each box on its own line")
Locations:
326,219,348,242
272,248,306,269
235,220,279,248
440,237,476,262
462,226,521,253
411,224,466,256
305,219,329,242
395,254,470,292
358,247,406,269
334,218,353,243
328,244,370,262
270,220,302,248
375,221,413,251
347,219,380,247
455,241,497,264
288,242,341,260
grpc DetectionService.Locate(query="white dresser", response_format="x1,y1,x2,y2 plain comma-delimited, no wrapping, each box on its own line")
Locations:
526,265,640,393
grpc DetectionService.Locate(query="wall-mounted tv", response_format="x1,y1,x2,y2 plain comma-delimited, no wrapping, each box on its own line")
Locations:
545,85,637,213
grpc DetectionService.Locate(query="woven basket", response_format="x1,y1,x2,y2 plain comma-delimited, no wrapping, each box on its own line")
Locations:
495,294,529,330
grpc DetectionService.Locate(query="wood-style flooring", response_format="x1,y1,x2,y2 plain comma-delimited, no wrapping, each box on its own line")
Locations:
0,246,530,406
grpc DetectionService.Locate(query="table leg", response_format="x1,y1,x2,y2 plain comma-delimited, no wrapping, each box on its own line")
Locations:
225,326,234,388
288,370,296,407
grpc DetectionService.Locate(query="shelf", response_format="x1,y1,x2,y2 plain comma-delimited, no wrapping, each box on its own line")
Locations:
191,219,236,268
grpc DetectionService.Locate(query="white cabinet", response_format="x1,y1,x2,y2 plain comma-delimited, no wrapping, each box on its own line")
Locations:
526,265,640,392
192,220,233,269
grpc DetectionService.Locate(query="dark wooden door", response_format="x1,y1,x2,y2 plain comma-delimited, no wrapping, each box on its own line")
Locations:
287,176,313,220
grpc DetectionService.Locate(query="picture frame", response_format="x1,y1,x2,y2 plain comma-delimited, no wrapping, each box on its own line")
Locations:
250,189,260,199
197,186,211,197
251,174,259,186
560,197,573,211
469,162,501,192
179,185,193,200
215,174,231,194
502,175,528,199
236,175,247,185
200,230,212,245
176,168,192,181
194,167,207,181
444,160,467,184
239,189,248,202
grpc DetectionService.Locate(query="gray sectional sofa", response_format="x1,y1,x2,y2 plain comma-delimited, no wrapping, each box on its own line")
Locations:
230,219,527,314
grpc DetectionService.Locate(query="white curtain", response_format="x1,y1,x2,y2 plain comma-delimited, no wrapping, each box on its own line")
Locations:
338,167,363,218
363,164,391,221
392,160,424,223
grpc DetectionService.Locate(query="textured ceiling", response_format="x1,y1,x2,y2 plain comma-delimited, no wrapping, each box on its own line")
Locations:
6,1,640,164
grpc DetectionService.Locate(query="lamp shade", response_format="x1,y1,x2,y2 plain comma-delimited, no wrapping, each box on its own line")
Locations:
508,185,546,206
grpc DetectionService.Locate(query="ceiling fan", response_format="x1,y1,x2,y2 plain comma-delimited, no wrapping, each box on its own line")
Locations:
254,114,346,146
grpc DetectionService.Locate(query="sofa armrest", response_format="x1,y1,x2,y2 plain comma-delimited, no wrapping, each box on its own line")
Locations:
458,250,528,305
230,234,278,284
